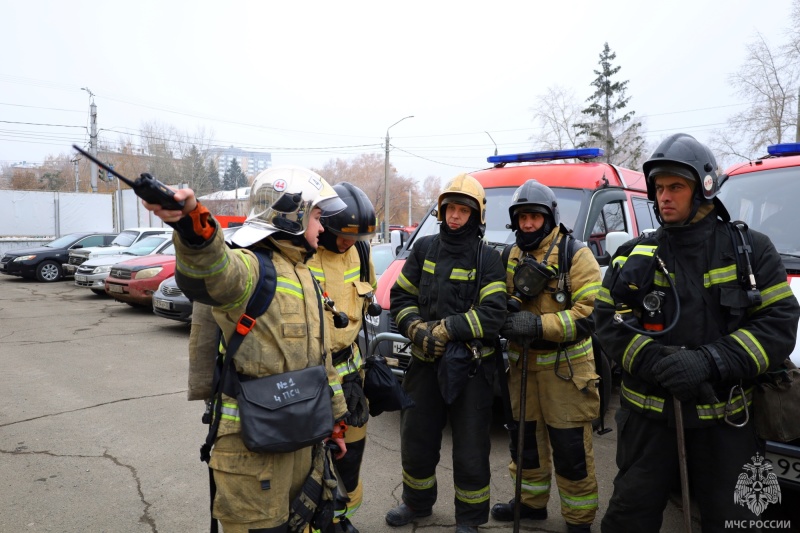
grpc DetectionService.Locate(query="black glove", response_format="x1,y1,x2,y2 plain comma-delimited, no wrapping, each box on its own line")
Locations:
500,311,542,344
652,348,714,402
637,345,682,385
342,372,369,427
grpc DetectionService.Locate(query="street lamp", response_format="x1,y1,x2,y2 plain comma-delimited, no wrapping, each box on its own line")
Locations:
384,115,414,243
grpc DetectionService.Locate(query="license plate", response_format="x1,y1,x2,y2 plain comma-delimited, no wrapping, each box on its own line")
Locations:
107,284,124,294
0,263,6,271
393,341,409,355
75,275,87,282
153,299,172,310
767,451,800,484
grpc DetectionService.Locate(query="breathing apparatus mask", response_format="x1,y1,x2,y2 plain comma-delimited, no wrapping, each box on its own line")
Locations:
607,238,681,336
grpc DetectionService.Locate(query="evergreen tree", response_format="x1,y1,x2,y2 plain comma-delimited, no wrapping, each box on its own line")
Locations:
182,145,209,194
574,42,645,167
206,159,220,191
222,158,247,190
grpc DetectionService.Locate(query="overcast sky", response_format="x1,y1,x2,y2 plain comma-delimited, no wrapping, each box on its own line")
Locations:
1,0,794,183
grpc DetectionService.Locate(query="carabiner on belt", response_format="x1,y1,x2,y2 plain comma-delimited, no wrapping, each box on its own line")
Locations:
554,347,574,381
468,342,482,378
724,383,749,428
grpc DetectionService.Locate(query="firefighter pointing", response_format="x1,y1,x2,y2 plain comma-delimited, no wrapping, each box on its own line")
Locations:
142,166,350,533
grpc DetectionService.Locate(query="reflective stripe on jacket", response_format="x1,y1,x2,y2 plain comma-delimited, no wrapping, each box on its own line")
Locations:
594,210,800,427
173,226,347,436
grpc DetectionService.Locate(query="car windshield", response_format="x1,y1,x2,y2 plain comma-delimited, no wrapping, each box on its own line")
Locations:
372,246,394,277
159,243,176,256
111,230,139,247
408,187,585,248
46,234,82,248
718,166,800,254
125,236,169,256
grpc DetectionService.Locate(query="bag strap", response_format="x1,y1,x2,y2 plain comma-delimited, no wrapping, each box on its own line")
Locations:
501,242,513,269
470,240,485,308
355,240,371,283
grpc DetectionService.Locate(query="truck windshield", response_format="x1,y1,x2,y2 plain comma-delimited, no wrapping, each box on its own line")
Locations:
718,166,800,254
406,187,585,249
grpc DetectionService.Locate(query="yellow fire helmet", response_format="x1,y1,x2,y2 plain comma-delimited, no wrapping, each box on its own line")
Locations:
231,165,346,248
437,173,487,225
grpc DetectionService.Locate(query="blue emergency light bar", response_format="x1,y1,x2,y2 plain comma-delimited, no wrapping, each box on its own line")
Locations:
767,143,800,157
488,147,604,164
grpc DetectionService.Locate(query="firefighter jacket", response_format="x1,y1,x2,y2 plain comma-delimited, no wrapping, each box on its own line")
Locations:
390,230,507,362
594,207,800,428
307,244,376,377
173,223,347,438
504,226,602,374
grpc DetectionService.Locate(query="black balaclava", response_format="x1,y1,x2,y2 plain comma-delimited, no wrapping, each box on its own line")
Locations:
441,209,480,242
318,230,343,254
515,216,553,251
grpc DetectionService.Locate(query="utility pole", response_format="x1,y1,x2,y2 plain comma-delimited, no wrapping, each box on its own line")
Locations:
82,87,98,192
384,115,413,243
71,158,80,192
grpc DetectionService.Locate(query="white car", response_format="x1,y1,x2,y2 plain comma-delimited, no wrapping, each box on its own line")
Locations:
73,236,174,294
63,226,172,275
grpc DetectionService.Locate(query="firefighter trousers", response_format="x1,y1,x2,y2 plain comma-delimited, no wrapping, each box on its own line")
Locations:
506,356,600,525
601,407,765,533
209,434,313,533
332,423,366,524
399,357,495,526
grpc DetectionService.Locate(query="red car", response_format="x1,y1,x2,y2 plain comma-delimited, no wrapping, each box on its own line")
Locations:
104,243,176,307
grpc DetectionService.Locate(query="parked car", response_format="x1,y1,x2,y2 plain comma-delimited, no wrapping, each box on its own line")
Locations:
717,142,800,497
74,236,174,294
152,275,192,322
104,244,177,307
151,227,239,322
0,232,117,282
63,226,172,275
371,243,395,281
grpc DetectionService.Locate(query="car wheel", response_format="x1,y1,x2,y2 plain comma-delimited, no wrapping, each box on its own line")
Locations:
91,289,106,295
36,260,62,282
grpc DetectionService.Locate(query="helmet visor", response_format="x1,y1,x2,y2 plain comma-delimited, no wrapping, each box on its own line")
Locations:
316,196,347,218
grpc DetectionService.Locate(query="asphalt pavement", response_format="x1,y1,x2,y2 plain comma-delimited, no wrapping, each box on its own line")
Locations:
1,274,783,532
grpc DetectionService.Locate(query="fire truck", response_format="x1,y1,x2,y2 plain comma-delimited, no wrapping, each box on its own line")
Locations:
717,143,800,496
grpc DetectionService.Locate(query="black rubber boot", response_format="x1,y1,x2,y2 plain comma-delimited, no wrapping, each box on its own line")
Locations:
490,499,547,522
385,503,433,527
455,525,478,533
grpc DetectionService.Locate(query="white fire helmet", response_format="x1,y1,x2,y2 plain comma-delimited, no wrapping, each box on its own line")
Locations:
231,166,346,248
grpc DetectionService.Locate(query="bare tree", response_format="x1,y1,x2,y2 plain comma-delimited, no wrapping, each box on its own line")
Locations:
313,154,425,227
530,85,583,151
789,0,800,59
711,32,799,162
421,176,442,210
